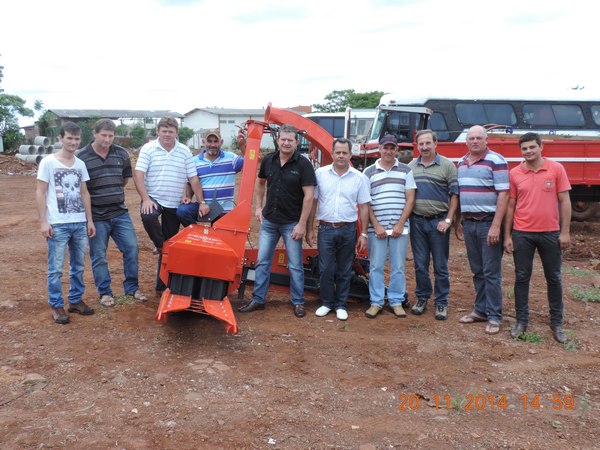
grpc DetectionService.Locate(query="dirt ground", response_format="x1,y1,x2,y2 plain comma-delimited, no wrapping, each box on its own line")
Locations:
0,160,599,449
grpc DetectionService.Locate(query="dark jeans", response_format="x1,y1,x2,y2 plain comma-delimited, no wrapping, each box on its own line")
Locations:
512,230,563,327
317,222,356,310
140,197,181,291
410,215,451,306
463,219,503,322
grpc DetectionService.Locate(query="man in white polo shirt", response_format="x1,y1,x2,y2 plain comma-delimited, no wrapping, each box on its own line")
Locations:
133,116,208,292
307,138,371,321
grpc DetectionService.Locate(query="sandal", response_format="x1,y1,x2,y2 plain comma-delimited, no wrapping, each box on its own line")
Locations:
99,294,115,307
485,321,500,335
459,311,487,324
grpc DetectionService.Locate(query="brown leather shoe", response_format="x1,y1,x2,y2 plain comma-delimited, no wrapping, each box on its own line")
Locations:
52,307,70,324
293,304,305,318
68,301,95,315
551,326,567,344
238,300,265,313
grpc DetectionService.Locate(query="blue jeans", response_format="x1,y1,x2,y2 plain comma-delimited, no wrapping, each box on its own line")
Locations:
46,222,88,308
463,219,503,322
512,230,563,327
140,197,181,291
410,216,451,306
317,223,356,310
176,202,200,227
251,218,305,305
89,212,140,296
368,232,409,307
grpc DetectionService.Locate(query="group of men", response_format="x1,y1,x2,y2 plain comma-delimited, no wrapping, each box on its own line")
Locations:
37,118,571,344
36,117,242,324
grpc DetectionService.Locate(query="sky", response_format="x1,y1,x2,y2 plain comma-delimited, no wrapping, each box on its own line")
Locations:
1,0,597,125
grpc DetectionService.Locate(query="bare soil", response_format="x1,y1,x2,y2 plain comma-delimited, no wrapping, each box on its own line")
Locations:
0,166,599,449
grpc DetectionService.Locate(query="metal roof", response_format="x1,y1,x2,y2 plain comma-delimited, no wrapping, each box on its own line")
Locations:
184,107,266,117
48,109,184,119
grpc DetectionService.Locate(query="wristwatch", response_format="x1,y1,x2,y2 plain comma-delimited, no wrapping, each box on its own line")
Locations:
360,232,368,238
200,201,207,205
444,218,452,225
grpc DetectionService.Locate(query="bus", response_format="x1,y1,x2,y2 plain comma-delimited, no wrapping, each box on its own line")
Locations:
356,94,600,220
376,95,600,142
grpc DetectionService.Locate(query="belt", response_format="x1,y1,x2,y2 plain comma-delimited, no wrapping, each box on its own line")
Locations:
412,212,446,220
319,220,355,228
463,213,495,222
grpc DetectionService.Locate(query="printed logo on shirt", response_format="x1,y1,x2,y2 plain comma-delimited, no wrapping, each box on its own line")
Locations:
54,169,84,214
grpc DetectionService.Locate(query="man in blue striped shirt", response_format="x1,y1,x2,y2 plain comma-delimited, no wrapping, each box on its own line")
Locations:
176,128,243,225
456,125,509,335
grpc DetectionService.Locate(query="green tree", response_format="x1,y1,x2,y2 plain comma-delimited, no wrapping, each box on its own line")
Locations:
131,124,147,148
0,63,34,150
313,89,385,112
178,126,194,145
0,94,33,150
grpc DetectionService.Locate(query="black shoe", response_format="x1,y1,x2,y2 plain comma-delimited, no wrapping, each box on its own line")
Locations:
510,322,528,338
238,300,265,313
68,301,95,315
51,307,70,324
411,298,427,315
293,304,305,318
551,326,567,344
402,292,411,309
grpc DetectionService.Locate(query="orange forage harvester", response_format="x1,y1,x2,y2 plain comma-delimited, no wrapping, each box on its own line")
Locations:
154,105,336,334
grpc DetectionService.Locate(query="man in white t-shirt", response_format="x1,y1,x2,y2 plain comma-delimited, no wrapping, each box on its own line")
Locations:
36,122,96,324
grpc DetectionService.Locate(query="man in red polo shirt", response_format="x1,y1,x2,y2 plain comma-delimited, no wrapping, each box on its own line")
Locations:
503,132,571,344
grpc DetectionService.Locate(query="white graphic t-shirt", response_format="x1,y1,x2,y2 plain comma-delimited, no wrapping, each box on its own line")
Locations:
37,154,90,225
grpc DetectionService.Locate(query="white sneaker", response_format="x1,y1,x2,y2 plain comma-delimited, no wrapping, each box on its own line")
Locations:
336,309,348,321
315,306,331,317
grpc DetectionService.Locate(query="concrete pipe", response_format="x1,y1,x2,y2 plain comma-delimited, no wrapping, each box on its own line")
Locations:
53,142,63,149
34,145,45,155
45,145,54,154
16,154,45,165
18,145,36,155
34,136,50,146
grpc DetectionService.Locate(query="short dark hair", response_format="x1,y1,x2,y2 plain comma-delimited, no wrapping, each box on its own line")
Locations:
519,132,542,146
60,121,81,137
278,124,299,140
94,118,116,133
332,138,352,153
157,116,179,131
416,129,437,143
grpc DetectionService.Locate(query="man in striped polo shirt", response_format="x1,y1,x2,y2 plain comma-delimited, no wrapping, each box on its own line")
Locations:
79,119,146,307
133,116,208,292
456,125,509,335
363,134,416,319
176,128,243,225
408,130,458,320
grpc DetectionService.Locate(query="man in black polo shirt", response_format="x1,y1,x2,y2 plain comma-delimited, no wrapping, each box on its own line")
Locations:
238,124,316,318
78,119,146,307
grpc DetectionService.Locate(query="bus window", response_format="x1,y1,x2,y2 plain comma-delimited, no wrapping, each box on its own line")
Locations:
455,103,485,125
592,106,600,126
552,104,584,126
484,104,516,125
523,104,556,126
430,112,450,141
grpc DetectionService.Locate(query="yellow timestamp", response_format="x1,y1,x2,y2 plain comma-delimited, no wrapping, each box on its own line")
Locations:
398,393,575,411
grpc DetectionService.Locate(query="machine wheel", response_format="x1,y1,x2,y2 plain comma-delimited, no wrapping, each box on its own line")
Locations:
572,202,599,221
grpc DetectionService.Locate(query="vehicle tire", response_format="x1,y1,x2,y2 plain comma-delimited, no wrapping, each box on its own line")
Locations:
571,202,599,221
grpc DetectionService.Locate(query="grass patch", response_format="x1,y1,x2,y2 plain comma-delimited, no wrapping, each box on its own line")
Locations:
515,331,543,343
577,393,591,418
569,286,600,303
563,267,595,277
409,322,424,329
564,330,579,351
114,294,137,306
505,285,514,300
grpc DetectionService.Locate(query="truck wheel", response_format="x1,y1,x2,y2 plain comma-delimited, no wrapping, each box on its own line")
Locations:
572,202,599,221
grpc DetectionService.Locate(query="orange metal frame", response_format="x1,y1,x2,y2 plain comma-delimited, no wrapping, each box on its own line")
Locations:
155,105,337,334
